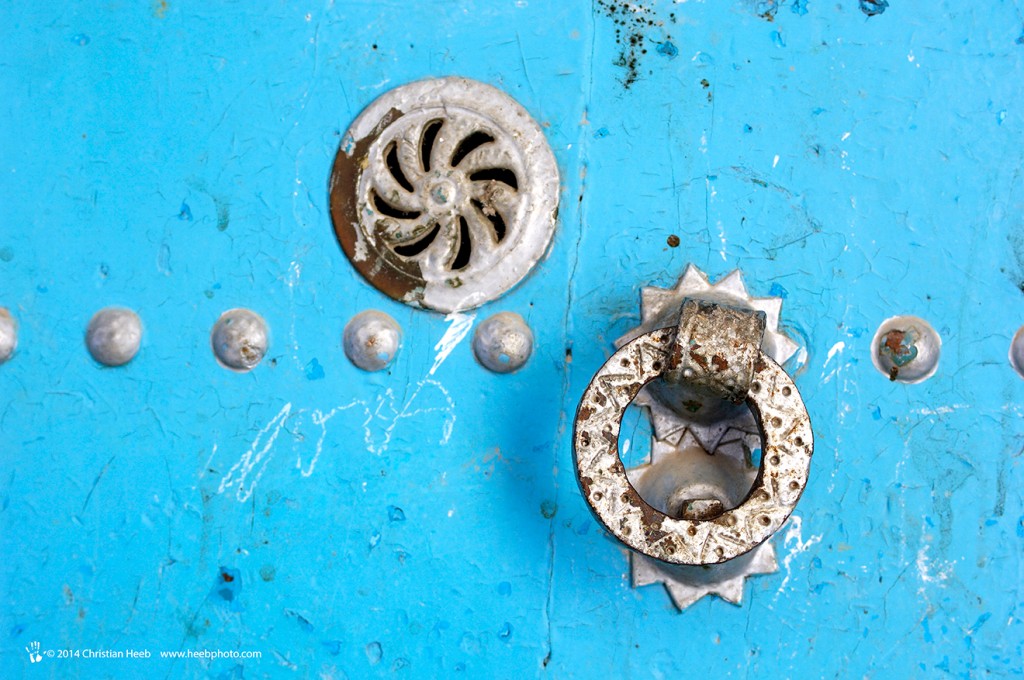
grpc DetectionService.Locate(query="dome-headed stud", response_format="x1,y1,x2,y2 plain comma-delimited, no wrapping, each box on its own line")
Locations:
472,312,533,374
0,308,17,365
86,307,142,367
871,315,940,384
343,311,401,372
211,309,269,372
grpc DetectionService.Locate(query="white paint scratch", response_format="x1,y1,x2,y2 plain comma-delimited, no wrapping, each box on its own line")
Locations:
916,544,955,585
429,312,475,376
218,403,293,503
824,341,845,367
298,401,364,477
911,403,969,417
213,380,457,501
822,341,846,383
199,444,218,479
776,515,822,596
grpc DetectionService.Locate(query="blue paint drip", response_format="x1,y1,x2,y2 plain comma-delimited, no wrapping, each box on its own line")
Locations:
497,581,512,596
859,0,888,16
71,34,90,46
871,405,881,420
285,608,314,633
499,622,514,641
771,31,785,48
388,505,405,522
593,127,610,139
769,282,788,298
178,201,193,221
210,567,242,611
1017,27,1024,45
792,0,808,16
321,640,342,656
304,358,325,380
656,41,678,58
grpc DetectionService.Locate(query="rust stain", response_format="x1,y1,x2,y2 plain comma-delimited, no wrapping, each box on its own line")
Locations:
689,349,709,371
883,329,907,355
711,354,728,372
329,107,424,305
153,0,169,18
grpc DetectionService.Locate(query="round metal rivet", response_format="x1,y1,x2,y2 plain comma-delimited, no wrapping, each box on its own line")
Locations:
1010,325,1024,379
211,309,268,372
329,77,559,313
472,312,533,373
86,307,142,367
871,315,940,383
343,310,402,372
0,308,17,364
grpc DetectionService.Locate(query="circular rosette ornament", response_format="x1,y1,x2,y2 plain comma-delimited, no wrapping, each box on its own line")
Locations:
329,77,559,313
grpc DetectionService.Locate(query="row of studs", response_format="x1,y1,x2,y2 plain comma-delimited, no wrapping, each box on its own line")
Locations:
0,307,535,374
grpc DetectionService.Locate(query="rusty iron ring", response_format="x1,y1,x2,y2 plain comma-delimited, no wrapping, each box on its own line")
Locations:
573,329,813,566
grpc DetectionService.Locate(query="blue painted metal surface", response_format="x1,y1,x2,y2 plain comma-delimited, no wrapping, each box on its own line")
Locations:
2,1,1023,677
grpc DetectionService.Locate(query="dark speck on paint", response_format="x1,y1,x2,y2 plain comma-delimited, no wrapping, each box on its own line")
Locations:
598,0,675,88
859,0,888,16
388,505,406,522
179,201,193,221
215,201,230,231
540,500,558,519
212,567,241,605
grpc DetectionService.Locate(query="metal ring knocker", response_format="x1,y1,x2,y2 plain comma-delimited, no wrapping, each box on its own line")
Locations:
573,299,814,565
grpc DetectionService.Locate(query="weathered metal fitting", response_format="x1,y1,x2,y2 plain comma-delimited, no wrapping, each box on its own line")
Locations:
871,315,940,384
329,77,559,313
211,309,269,372
0,308,17,365
86,307,143,367
473,311,533,373
665,298,767,404
344,310,402,372
574,300,813,567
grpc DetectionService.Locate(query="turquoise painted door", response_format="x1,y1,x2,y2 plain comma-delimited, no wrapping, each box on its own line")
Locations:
1,1,1022,677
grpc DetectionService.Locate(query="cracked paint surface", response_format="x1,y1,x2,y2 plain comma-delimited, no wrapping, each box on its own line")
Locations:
0,0,1023,678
